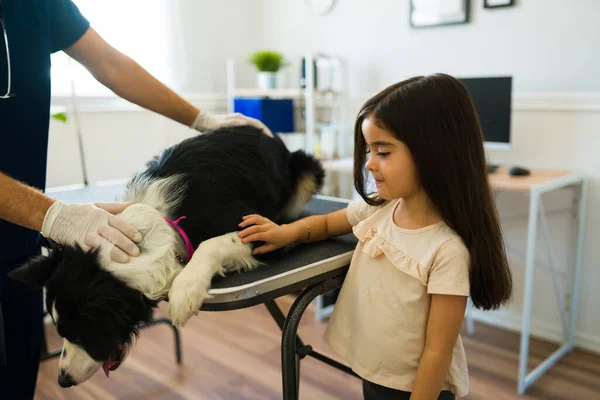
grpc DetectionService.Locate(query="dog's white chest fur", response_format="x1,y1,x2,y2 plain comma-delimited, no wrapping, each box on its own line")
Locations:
102,204,183,301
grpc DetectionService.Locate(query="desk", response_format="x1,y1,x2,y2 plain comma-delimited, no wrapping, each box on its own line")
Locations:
488,167,588,395
50,186,358,400
322,159,589,395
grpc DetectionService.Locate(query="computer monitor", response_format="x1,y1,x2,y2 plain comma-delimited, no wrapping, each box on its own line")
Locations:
458,76,512,149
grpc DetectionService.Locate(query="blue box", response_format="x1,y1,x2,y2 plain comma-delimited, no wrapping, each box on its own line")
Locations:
234,97,295,133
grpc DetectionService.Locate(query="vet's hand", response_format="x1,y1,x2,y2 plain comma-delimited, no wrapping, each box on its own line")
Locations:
238,215,293,254
191,110,274,137
42,201,142,263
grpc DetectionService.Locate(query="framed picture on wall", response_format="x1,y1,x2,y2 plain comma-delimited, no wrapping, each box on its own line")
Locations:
410,0,469,28
484,0,515,8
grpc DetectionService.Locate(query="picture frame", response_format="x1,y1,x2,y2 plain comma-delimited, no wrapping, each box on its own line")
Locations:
410,0,470,28
484,0,515,9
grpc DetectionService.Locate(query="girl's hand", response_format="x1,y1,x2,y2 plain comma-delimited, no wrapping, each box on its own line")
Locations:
238,214,295,255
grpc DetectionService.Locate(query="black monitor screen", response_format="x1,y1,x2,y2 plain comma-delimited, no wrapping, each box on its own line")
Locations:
458,77,512,144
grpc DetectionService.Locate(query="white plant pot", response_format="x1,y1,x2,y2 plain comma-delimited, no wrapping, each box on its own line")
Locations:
257,72,277,90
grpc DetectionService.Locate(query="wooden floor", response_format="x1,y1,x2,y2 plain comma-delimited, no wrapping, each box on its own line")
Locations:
35,296,600,400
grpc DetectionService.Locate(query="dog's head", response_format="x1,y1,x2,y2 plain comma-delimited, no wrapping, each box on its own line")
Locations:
9,242,157,387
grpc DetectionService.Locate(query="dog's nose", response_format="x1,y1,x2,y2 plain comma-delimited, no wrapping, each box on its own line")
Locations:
58,369,76,388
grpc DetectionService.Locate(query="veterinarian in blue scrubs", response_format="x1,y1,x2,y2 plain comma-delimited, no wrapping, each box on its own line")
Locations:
0,1,272,398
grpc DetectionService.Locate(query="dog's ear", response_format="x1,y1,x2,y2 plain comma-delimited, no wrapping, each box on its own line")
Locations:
8,249,64,287
40,236,63,252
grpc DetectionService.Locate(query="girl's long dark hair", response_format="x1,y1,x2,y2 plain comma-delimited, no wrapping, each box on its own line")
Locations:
354,74,512,310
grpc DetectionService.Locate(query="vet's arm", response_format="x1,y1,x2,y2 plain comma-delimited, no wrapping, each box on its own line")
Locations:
64,28,273,135
0,171,140,262
64,27,199,126
0,172,55,232
238,208,352,255
410,294,467,400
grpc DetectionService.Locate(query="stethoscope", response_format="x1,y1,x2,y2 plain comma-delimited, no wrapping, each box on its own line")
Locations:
0,0,16,99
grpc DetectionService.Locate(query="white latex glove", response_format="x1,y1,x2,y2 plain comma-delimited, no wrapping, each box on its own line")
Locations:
42,201,142,263
191,110,273,137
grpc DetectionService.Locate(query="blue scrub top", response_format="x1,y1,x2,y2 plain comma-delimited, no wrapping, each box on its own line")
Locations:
0,0,89,267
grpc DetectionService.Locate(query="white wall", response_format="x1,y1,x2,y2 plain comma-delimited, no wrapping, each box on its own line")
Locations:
46,0,600,354
261,0,600,94
165,0,263,93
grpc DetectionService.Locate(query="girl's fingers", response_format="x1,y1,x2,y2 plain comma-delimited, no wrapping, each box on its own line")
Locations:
241,233,264,244
252,244,277,255
241,214,267,221
241,214,270,223
239,216,266,228
238,225,268,238
239,219,257,228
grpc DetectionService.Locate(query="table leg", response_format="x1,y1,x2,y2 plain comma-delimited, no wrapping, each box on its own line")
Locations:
141,318,183,365
518,190,540,394
568,180,588,347
280,276,346,400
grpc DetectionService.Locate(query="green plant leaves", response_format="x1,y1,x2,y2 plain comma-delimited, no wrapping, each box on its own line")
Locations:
249,50,287,72
51,112,67,122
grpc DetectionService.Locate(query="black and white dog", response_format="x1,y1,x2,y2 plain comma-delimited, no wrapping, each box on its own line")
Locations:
9,126,324,387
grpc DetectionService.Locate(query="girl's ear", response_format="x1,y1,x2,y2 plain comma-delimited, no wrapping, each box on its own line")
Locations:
8,249,64,288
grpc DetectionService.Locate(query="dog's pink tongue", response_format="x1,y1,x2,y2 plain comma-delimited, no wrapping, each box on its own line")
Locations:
102,358,116,378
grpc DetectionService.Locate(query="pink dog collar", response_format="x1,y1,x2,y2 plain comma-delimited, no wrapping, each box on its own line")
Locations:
164,216,195,261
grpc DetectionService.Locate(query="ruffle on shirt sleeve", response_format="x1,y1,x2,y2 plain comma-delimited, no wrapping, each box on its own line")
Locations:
353,221,427,286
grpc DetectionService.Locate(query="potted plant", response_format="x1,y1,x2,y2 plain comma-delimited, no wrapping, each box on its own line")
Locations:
249,50,287,90
51,112,67,122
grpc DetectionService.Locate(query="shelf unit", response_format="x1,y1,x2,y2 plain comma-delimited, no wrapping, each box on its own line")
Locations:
225,53,346,159
226,53,348,320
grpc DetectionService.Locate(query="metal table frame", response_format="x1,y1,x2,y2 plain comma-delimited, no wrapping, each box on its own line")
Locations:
200,195,359,399
462,171,588,394
41,317,182,363
514,172,588,394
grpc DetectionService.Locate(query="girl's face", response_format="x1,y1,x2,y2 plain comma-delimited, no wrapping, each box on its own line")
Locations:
362,117,420,201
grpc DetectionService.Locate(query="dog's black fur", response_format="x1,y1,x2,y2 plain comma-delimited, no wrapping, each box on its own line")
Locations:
28,245,156,357
9,126,325,386
129,126,323,243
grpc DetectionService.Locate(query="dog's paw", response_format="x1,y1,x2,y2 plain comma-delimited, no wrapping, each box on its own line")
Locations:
166,275,211,326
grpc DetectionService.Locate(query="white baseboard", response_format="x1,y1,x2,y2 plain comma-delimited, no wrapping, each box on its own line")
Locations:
514,92,600,112
50,93,228,113
470,310,600,355
351,92,600,113
51,91,600,114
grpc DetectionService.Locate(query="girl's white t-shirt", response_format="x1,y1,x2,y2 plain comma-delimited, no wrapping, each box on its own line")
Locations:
324,198,470,397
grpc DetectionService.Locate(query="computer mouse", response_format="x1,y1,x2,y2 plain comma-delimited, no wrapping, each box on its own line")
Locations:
509,166,530,176
487,163,499,173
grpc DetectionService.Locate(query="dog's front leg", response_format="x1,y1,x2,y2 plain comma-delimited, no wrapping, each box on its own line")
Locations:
166,232,258,326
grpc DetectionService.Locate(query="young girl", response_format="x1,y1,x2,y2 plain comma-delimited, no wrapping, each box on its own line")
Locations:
237,73,513,400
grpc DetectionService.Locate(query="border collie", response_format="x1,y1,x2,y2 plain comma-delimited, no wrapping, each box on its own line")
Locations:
9,126,324,387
